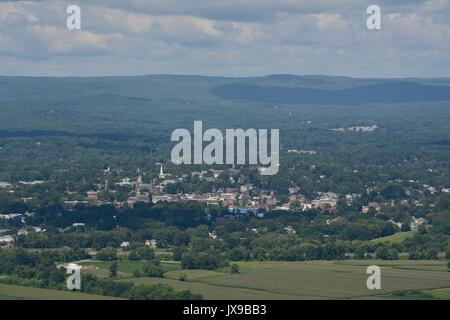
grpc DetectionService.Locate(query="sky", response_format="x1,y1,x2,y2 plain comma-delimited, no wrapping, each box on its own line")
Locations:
0,0,449,77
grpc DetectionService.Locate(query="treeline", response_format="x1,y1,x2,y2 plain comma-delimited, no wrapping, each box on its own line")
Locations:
80,274,202,300
27,202,209,230
12,206,450,269
0,248,87,288
0,248,202,300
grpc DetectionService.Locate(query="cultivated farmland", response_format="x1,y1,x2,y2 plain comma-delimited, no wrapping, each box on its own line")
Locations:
0,283,122,300
105,260,450,300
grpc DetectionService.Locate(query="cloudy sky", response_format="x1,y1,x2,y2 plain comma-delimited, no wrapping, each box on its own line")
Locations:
0,0,449,77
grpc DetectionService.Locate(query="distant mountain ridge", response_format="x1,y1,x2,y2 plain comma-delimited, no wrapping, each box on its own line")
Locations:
1,74,450,105
211,81,450,105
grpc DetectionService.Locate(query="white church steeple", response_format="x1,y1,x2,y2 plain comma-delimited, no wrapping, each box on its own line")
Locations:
159,164,164,179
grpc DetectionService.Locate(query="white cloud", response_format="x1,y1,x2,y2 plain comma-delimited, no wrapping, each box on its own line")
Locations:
422,0,450,12
0,0,449,77
313,14,347,30
30,25,122,55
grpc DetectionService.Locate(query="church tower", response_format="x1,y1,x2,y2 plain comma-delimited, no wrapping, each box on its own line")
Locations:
136,175,142,195
159,164,164,179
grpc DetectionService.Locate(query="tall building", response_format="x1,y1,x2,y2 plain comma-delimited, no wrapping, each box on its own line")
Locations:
136,175,142,195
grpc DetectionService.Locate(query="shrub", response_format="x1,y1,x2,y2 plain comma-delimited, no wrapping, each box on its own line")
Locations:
142,263,164,278
179,273,187,281
230,264,240,274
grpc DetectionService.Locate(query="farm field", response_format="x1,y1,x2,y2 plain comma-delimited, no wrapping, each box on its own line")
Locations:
9,260,448,300
0,283,122,300
115,260,450,300
370,231,416,244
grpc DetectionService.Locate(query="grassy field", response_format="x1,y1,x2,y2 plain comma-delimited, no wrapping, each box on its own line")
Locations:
370,231,416,244
117,260,450,300
14,259,448,300
0,283,123,300
424,288,450,299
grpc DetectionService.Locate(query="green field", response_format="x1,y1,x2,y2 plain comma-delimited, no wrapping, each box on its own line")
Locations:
370,231,416,244
118,260,450,300
5,260,449,300
423,288,450,299
0,283,122,300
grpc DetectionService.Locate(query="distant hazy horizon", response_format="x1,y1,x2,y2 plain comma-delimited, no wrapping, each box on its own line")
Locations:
0,73,449,80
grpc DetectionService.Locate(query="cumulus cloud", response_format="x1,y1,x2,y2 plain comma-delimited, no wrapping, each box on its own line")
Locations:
0,0,448,77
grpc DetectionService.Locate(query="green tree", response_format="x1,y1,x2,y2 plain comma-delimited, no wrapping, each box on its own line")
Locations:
96,247,118,261
230,264,240,274
142,263,164,278
109,261,118,278
128,247,155,261
179,273,187,281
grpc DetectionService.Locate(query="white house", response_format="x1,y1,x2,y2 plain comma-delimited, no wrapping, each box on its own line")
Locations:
0,235,14,245
120,241,130,248
145,239,157,249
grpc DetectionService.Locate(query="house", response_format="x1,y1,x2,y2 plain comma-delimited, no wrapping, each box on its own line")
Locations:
362,202,382,214
120,241,130,248
228,208,254,215
32,226,43,232
64,200,88,206
128,193,151,207
145,239,157,249
288,187,300,194
152,195,170,204
0,182,12,188
318,192,338,208
410,217,427,230
17,229,29,236
87,191,98,205
287,150,317,155
274,204,290,211
72,223,85,227
284,226,296,234
0,213,22,220
19,180,45,186
0,235,14,246
208,232,217,240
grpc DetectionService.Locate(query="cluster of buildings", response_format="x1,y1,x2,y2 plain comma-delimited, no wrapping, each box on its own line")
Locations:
287,149,317,155
0,223,43,247
332,124,378,132
1,162,443,247
63,164,433,220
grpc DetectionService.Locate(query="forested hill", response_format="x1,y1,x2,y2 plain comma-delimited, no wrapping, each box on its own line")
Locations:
0,74,449,141
211,81,450,105
1,74,450,103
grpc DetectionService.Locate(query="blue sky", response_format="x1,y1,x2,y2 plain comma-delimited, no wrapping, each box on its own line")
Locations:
0,0,449,77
